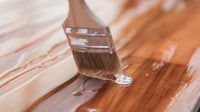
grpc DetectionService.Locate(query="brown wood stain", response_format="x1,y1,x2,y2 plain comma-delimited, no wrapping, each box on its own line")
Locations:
0,0,200,112
29,56,192,112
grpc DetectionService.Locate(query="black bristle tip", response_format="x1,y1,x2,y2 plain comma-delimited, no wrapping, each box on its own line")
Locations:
72,51,122,81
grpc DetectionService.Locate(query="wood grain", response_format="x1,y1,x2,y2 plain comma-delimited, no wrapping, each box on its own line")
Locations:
29,57,192,112
1,0,200,112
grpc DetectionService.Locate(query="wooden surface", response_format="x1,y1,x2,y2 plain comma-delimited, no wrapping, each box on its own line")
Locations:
1,0,200,112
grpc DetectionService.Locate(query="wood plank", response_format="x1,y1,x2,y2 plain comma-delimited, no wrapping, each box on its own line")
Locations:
29,57,192,112
0,0,200,112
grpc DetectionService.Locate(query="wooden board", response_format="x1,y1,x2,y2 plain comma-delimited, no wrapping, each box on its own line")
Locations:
1,0,200,112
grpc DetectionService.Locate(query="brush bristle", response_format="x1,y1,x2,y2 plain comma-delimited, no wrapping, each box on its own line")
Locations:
72,51,122,81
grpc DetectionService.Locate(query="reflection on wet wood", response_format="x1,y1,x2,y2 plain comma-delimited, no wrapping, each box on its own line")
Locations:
29,57,192,112
1,0,200,112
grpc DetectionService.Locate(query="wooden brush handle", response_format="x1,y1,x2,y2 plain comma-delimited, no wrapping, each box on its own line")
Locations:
66,0,107,28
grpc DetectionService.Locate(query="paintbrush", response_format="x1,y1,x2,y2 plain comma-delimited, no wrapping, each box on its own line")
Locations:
62,0,132,85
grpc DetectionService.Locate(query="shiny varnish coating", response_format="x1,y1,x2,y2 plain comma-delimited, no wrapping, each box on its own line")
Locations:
0,0,200,112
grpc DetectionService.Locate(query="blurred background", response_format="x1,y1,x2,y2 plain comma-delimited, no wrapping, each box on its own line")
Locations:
1,0,200,112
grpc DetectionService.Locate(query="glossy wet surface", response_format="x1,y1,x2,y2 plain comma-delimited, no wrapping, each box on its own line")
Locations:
29,56,193,112
1,0,200,112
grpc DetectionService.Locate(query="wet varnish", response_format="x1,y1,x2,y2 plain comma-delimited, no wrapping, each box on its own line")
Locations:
29,56,193,112
1,0,200,112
